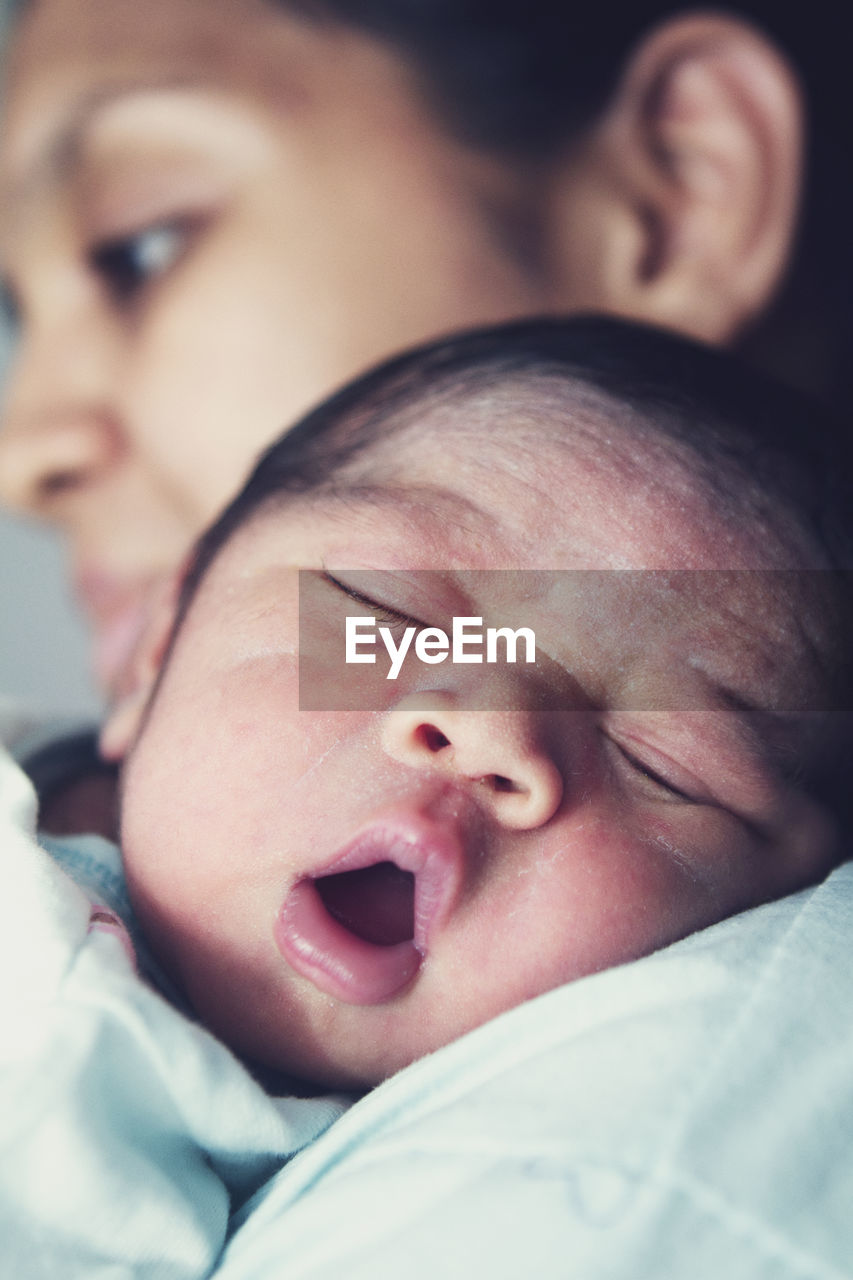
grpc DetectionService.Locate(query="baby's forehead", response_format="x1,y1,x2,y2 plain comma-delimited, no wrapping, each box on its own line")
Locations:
209,376,845,716
231,501,839,731
321,379,773,570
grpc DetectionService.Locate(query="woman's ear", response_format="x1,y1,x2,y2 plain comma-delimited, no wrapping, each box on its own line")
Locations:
544,14,803,342
99,566,189,763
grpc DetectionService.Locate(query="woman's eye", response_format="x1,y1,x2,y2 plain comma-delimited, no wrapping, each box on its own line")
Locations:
88,221,187,304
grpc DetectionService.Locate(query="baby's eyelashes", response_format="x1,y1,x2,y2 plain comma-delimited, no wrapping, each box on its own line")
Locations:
605,736,699,803
322,571,428,633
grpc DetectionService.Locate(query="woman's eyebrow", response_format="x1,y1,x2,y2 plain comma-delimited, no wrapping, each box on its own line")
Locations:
3,77,202,205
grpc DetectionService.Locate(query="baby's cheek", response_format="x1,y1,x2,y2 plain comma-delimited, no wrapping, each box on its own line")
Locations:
494,821,722,982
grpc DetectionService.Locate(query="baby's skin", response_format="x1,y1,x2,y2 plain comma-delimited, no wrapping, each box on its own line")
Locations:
103,383,840,1088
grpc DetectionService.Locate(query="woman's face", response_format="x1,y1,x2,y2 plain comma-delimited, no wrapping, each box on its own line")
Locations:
0,0,561,692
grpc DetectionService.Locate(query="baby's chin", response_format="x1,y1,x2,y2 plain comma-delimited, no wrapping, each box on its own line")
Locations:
193,968,494,1091
226,1016,428,1093
182,974,418,1090
257,1043,419,1093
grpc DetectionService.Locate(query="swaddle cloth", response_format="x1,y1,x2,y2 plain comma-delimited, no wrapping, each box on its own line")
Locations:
0,745,348,1280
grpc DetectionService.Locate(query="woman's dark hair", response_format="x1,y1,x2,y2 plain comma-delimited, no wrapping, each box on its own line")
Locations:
276,1,853,419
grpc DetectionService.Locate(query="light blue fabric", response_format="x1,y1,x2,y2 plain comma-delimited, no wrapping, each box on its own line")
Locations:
40,830,191,1014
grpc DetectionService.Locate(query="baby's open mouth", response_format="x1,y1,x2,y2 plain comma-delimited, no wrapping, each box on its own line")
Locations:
274,855,422,1005
274,819,462,1005
314,862,415,946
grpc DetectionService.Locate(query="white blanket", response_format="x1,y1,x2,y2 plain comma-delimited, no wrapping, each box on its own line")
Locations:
0,745,346,1279
217,860,853,1279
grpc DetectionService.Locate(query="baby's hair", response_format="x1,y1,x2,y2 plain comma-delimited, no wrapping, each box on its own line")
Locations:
182,315,853,599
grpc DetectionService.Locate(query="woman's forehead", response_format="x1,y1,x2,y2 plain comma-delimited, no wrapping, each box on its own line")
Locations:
1,0,421,182
8,0,302,80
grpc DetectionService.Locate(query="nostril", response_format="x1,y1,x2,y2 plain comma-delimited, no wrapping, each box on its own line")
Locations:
489,774,521,794
39,468,86,499
417,724,451,753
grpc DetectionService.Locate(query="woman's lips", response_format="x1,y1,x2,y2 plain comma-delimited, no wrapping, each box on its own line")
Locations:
274,816,464,1005
75,572,157,696
93,600,152,695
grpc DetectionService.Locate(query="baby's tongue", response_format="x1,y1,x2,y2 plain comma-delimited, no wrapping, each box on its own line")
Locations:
314,862,415,946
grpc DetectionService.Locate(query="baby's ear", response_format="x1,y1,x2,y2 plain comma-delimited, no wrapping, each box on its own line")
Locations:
99,566,188,763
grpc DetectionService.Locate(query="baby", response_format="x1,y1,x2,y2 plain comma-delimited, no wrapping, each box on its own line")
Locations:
98,314,851,1090
4,315,852,1277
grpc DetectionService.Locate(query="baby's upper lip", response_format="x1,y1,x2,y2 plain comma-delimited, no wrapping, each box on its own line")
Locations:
274,808,470,1005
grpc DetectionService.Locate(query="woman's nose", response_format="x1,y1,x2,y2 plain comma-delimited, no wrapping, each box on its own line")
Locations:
0,402,122,515
381,692,564,830
0,321,123,518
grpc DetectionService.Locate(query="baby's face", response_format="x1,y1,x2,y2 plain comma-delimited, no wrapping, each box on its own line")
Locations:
116,401,840,1086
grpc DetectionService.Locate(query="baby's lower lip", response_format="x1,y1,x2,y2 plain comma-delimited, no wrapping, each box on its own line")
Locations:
275,879,421,1004
273,818,463,1005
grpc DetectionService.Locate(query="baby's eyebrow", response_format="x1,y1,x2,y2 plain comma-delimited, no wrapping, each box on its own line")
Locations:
704,681,814,786
323,483,490,547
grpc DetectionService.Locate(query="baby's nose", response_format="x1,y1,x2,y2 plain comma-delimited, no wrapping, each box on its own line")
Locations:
381,692,564,830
